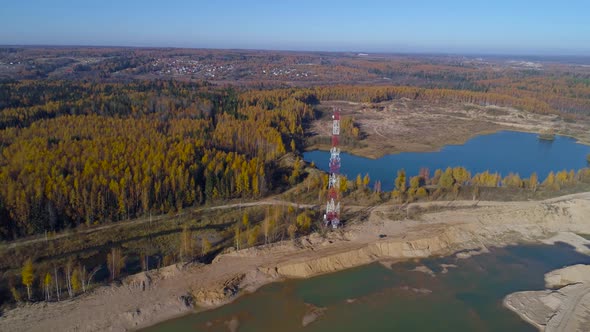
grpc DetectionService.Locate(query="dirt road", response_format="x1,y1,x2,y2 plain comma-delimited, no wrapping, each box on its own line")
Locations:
0,198,317,251
203,198,317,211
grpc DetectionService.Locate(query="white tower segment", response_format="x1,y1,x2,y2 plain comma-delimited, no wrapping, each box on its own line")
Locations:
325,109,342,229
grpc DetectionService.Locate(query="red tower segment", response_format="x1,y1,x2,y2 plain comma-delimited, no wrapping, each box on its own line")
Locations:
324,109,341,228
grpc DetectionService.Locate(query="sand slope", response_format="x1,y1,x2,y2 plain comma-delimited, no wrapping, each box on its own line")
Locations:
1,192,590,332
504,261,590,332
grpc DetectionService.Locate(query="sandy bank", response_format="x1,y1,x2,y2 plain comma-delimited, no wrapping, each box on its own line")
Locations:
308,100,590,159
504,260,590,332
2,192,590,332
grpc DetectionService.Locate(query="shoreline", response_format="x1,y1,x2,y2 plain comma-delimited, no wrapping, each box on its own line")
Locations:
307,99,590,160
503,300,546,331
304,128,590,160
1,192,590,331
503,261,590,331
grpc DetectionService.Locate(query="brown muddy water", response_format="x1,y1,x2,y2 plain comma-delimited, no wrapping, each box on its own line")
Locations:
144,242,590,331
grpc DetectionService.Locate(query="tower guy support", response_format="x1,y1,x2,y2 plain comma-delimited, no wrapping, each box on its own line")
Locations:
324,108,341,228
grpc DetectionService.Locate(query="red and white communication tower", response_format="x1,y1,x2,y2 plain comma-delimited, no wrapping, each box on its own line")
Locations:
324,109,341,228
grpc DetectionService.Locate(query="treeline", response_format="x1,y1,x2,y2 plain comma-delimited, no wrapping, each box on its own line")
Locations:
0,80,216,129
312,85,556,115
385,167,590,202
14,257,101,303
0,81,579,133
0,81,318,239
344,58,590,115
477,76,590,115
240,85,561,117
340,166,590,205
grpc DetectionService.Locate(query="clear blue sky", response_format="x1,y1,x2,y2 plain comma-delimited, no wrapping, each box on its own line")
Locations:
1,0,589,55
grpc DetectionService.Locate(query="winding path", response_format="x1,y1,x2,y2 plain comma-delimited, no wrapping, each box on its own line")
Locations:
0,198,317,251
202,198,317,211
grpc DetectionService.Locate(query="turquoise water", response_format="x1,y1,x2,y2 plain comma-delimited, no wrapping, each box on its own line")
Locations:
304,131,590,191
144,243,590,331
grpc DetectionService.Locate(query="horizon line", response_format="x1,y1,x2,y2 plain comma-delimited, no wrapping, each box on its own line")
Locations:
2,43,590,59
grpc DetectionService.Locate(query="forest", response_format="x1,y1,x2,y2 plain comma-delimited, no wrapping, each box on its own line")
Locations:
0,80,315,239
2,75,590,241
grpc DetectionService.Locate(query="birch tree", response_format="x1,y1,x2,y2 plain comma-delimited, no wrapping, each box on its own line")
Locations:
65,259,74,298
21,258,34,300
107,248,125,280
43,272,52,301
54,266,61,301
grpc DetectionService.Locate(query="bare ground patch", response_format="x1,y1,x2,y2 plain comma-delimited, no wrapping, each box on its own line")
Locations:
306,100,590,158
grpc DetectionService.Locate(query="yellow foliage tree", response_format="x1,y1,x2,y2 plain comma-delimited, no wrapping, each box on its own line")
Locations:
452,167,471,184
556,170,569,186
71,269,81,294
529,172,538,191
409,176,421,190
543,171,559,191
432,169,443,185
503,173,523,188
339,176,349,194
568,170,576,185
416,187,428,198
22,258,34,300
242,212,249,228
439,167,454,189
296,211,312,233
362,173,370,188
10,286,21,302
355,174,363,189
43,272,52,301
472,170,500,187
247,225,260,247
395,169,407,193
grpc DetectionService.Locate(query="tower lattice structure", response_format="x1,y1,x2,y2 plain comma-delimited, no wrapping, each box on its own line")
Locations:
324,109,341,228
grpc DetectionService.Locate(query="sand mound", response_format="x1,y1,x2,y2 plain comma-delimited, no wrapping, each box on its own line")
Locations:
504,234,590,332
545,264,590,288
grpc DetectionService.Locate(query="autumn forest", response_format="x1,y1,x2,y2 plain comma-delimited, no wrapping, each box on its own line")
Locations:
2,55,590,240
0,80,317,239
1,46,590,326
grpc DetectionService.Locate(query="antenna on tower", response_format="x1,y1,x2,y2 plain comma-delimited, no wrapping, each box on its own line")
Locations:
324,108,341,229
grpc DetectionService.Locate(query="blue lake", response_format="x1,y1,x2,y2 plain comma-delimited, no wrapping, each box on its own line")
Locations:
304,131,590,191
